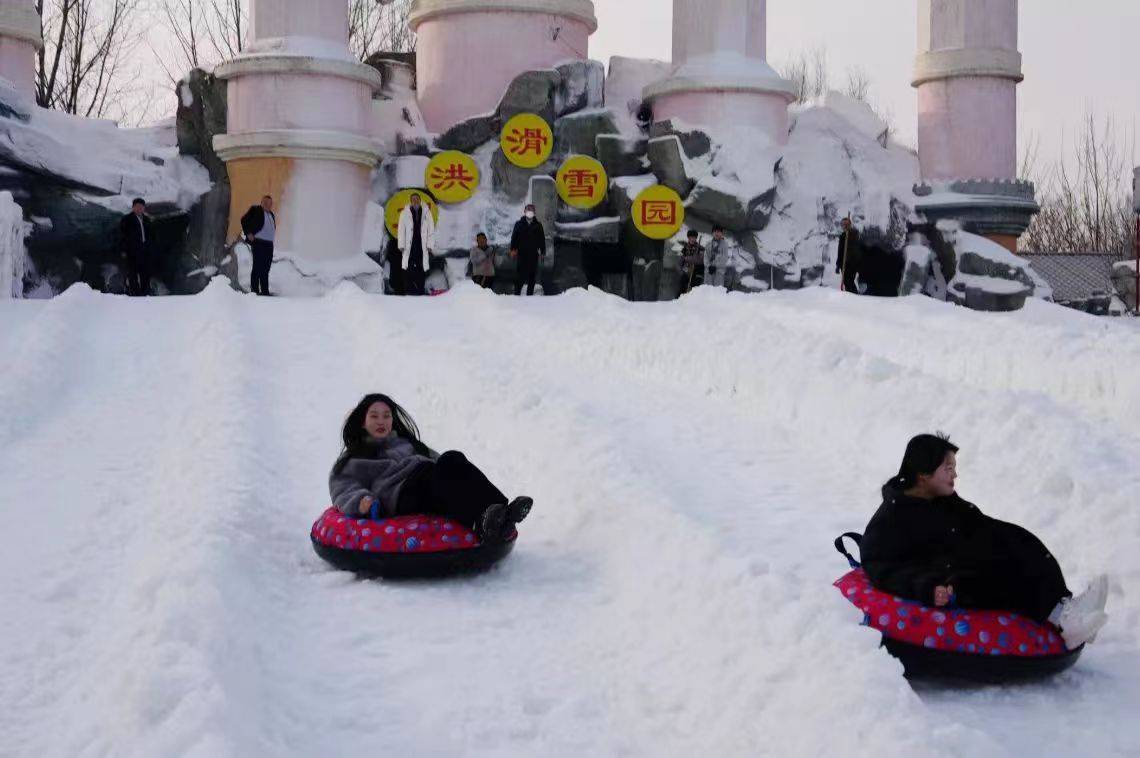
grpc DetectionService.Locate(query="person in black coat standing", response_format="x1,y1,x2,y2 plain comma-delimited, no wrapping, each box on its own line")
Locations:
119,198,153,296
509,203,546,296
861,434,1109,650
835,217,862,294
241,195,277,296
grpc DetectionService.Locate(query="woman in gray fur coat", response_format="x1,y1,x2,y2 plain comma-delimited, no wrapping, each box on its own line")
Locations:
329,394,531,543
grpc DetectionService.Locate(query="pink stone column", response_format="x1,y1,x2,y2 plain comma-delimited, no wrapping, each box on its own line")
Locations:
409,0,598,132
0,2,43,101
912,0,1037,251
213,0,385,262
643,0,795,143
913,0,1022,182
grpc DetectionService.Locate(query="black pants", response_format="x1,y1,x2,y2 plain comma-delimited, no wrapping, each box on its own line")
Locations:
406,261,426,296
952,520,1071,622
396,451,507,530
386,250,405,295
126,252,150,296
679,265,704,296
251,240,274,295
515,253,538,296
840,267,859,294
475,275,496,290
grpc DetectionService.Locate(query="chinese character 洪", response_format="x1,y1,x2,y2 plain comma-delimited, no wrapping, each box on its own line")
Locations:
431,163,476,192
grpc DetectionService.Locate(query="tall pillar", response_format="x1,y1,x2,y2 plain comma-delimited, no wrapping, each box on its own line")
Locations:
410,0,597,132
0,1,42,100
643,0,795,143
213,0,385,260
913,0,1037,251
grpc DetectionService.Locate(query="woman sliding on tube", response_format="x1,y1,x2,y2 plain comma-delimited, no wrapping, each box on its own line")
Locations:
861,434,1109,650
329,394,532,543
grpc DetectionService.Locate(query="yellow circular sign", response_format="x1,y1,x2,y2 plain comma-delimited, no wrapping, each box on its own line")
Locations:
384,189,440,238
425,151,480,204
632,185,685,240
556,155,608,209
500,113,554,169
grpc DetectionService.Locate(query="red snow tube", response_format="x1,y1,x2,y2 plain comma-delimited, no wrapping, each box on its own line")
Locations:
834,533,1083,681
310,508,516,578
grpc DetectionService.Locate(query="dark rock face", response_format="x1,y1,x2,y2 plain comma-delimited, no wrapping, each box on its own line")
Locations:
554,60,605,116
175,68,229,183
685,178,776,233
554,217,622,244
498,69,562,125
647,136,694,197
649,119,712,159
437,113,501,153
554,110,619,159
596,135,649,178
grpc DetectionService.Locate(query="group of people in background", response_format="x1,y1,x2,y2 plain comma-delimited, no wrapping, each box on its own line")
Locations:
677,225,739,296
119,194,868,299
116,195,277,297
387,197,547,297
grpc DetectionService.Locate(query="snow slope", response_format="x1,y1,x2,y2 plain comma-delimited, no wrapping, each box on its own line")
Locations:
1,283,1138,757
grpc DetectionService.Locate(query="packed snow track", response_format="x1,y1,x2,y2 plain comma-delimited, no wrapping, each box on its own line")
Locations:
2,280,1138,757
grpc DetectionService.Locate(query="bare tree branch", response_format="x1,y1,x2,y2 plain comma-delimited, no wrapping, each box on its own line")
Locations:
1022,111,1137,255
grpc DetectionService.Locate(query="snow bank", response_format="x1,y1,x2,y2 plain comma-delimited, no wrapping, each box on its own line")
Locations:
0,80,211,211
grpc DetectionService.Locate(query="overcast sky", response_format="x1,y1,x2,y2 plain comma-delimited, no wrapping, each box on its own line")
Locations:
590,0,1139,169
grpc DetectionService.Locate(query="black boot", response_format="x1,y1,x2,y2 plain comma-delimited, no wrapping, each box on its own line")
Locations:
508,496,533,524
477,502,509,544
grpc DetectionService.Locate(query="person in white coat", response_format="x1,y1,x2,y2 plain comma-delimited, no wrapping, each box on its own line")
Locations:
397,193,436,296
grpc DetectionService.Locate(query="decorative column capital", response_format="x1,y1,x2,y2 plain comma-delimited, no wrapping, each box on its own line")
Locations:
913,48,1023,88
409,0,597,33
0,4,43,49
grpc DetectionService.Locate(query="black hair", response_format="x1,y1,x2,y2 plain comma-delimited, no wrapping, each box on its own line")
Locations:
687,230,698,238
332,394,432,474
712,225,725,234
476,231,487,238
131,198,146,207
895,433,959,488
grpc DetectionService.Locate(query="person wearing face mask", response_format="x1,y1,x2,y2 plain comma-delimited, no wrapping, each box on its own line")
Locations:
861,434,1109,650
397,193,436,296
509,203,546,296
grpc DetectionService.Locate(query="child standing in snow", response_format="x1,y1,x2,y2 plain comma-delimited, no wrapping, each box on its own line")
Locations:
470,232,496,290
860,434,1109,650
678,230,705,295
329,394,532,543
704,226,736,291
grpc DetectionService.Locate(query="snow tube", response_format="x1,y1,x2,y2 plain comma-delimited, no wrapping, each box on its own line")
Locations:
311,508,515,579
833,533,1083,682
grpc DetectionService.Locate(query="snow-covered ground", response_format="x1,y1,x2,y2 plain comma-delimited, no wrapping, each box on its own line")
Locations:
1,283,1138,757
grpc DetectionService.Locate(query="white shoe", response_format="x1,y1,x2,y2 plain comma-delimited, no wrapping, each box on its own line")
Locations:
1057,608,1108,650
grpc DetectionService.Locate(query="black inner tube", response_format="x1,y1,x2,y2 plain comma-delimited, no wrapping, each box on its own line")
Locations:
882,637,1084,683
311,535,516,580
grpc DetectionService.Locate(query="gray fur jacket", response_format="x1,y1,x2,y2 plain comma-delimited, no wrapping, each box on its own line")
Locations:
329,436,438,517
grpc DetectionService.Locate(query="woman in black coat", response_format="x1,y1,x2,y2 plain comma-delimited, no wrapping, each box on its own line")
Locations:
861,434,1109,649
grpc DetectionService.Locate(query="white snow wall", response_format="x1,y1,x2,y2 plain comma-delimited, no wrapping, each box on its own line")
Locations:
0,192,29,298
